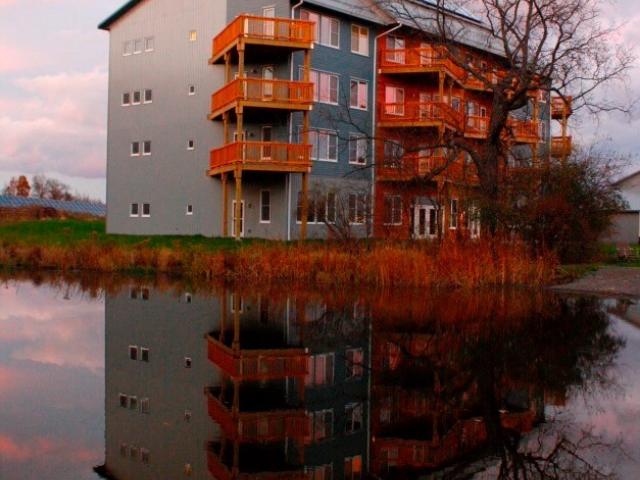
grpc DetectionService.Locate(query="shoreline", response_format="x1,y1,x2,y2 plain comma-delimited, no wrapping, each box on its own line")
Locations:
551,266,640,298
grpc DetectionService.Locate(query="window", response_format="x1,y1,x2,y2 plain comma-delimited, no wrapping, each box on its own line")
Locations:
123,41,133,56
384,195,402,225
142,141,151,156
141,348,150,362
144,89,152,103
142,203,151,217
129,396,138,410
260,190,271,223
385,35,405,63
351,25,369,56
132,90,141,105
344,455,362,480
308,409,333,442
130,446,139,459
141,288,150,300
187,139,195,150
130,203,140,217
348,193,367,225
306,464,333,480
349,79,368,110
346,348,364,379
186,205,193,216
119,393,128,408
306,353,335,386
349,134,367,165
131,142,140,156
301,10,339,48
308,69,339,104
308,129,338,161
184,410,192,422
296,192,337,224
384,86,405,115
141,448,150,464
326,192,337,224
140,398,150,414
122,92,131,106
129,345,138,360
144,37,154,52
184,357,192,368
133,39,143,54
120,443,128,457
230,294,244,313
188,85,196,96
449,199,459,229
184,293,192,303
188,30,197,42
383,140,405,168
345,403,363,433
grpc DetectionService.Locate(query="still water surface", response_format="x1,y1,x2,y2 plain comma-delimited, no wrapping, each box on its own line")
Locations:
0,275,639,479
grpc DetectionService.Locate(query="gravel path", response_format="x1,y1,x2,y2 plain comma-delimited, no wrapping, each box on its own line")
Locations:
553,266,640,297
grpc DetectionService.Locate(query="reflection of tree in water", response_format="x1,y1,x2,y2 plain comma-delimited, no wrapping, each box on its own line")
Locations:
369,291,624,480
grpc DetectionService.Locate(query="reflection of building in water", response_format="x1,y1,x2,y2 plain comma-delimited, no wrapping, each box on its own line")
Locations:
98,287,221,479
206,291,371,479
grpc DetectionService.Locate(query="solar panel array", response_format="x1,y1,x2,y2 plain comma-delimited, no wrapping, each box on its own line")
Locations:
0,195,106,217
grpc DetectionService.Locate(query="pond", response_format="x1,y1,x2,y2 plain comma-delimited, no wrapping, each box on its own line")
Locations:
0,274,638,479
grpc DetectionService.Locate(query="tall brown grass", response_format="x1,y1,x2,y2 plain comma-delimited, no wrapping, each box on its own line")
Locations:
0,237,557,288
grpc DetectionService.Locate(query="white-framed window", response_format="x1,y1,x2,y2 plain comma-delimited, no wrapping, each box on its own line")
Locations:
188,30,197,42
140,397,150,414
119,393,128,408
348,193,367,225
306,69,339,105
350,79,368,110
141,448,150,464
133,38,143,54
186,205,194,216
187,139,195,150
142,141,151,156
384,195,402,226
141,347,150,362
184,357,192,368
123,41,133,56
297,192,337,224
129,396,138,410
129,345,138,360
385,35,406,63
306,353,335,386
142,203,151,218
188,85,196,96
144,37,154,52
122,92,131,106
307,128,338,162
344,455,363,480
351,24,369,56
301,9,339,48
131,142,140,156
184,293,192,303
130,445,139,459
260,190,271,223
119,443,128,457
345,402,364,433
308,409,334,442
346,348,364,379
130,203,139,217
132,90,141,105
384,86,405,115
449,199,459,229
349,134,368,165
143,89,152,104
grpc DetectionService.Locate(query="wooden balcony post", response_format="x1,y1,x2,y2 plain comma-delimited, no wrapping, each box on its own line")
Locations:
438,72,445,102
237,44,245,79
223,112,230,144
220,287,228,342
300,49,311,242
234,169,242,240
532,96,539,166
224,52,231,83
221,173,228,237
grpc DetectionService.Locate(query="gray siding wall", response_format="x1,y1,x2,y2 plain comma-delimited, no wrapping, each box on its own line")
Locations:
602,212,640,245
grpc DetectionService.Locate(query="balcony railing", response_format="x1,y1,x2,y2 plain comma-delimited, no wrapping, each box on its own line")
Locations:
211,78,314,116
379,101,464,130
465,115,489,138
551,96,573,119
507,118,539,143
378,152,476,183
464,71,500,91
212,15,315,60
551,136,572,157
209,142,312,174
379,47,466,81
207,450,310,480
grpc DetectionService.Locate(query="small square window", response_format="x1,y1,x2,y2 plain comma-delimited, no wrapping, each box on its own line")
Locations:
144,89,152,103
133,38,143,54
130,445,139,459
188,85,196,96
142,203,151,218
130,203,140,217
187,140,195,150
186,205,194,216
123,41,133,56
140,397,150,414
141,448,150,464
132,91,141,105
188,30,197,42
119,393,128,408
129,345,138,360
141,287,150,299
131,142,140,156
184,409,192,422
185,293,192,303
122,92,131,106
142,141,151,156
141,347,150,362
129,396,138,410
184,357,192,368
119,443,128,457
144,37,154,52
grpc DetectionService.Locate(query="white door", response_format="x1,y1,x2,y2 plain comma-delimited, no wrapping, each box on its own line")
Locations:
262,65,274,99
414,205,437,239
386,35,405,64
263,6,275,38
261,126,272,159
419,92,430,120
419,42,431,65
385,86,404,116
231,200,245,238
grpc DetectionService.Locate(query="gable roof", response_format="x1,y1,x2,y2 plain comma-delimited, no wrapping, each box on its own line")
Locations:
615,169,640,187
99,0,143,30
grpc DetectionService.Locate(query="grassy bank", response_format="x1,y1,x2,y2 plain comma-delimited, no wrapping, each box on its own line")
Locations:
0,219,557,288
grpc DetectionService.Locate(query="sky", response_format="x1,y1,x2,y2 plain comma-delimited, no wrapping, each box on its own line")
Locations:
0,0,638,202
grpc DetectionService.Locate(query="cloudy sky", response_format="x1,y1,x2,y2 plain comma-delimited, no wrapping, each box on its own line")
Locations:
0,0,638,201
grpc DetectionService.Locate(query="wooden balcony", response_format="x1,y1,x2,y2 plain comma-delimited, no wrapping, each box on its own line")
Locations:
464,71,501,92
206,390,309,443
377,152,477,184
551,96,573,119
507,118,539,144
551,136,572,157
207,448,310,480
379,101,464,130
379,47,465,81
207,334,308,381
208,142,312,176
209,78,314,120
210,15,315,64
464,115,489,139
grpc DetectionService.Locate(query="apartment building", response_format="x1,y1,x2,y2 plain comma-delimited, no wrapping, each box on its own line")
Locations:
100,0,570,240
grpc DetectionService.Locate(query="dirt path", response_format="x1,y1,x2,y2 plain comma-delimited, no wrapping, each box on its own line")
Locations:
553,266,640,297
